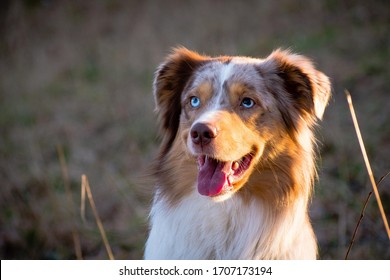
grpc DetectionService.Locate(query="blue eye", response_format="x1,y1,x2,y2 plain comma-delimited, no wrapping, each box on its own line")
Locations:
241,97,255,109
190,96,201,108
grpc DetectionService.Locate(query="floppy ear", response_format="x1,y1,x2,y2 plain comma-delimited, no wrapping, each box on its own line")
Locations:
154,47,208,154
267,49,331,121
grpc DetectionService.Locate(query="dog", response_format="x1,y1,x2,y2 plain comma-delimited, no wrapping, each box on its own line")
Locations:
144,47,331,259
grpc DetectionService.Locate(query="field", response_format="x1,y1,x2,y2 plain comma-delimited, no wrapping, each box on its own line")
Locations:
1,0,389,259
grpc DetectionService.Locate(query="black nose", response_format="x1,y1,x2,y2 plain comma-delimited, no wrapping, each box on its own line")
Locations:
190,123,218,146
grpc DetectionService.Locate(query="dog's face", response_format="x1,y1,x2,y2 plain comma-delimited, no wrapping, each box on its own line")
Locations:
154,48,330,201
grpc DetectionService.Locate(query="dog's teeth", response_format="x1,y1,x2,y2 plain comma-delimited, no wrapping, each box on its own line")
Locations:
232,161,239,170
225,177,234,190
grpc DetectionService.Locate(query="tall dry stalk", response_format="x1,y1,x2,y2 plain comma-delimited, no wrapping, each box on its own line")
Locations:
345,90,390,240
81,174,115,260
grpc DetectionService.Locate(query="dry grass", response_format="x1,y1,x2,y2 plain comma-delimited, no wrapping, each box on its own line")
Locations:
345,171,390,259
81,175,114,260
345,90,390,239
1,0,389,259
344,91,390,259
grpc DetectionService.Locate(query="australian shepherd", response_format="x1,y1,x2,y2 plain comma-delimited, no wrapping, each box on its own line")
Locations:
144,47,331,259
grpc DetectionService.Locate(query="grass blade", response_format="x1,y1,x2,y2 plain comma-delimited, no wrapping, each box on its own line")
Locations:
345,90,390,240
81,174,115,260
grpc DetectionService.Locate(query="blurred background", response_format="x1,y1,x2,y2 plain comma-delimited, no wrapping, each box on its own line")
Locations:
0,0,389,260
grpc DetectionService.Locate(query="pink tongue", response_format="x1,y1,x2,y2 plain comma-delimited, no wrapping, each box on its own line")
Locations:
197,157,232,196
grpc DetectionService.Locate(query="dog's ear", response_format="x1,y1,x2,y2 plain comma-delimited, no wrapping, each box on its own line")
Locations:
154,47,208,154
267,49,331,121
259,49,331,140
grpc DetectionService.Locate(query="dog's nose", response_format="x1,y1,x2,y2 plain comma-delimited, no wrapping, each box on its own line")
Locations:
191,123,218,146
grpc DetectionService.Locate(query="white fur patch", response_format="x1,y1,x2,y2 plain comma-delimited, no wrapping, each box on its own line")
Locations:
210,62,234,111
144,189,317,259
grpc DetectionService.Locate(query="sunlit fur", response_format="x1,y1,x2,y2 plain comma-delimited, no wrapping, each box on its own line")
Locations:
145,47,331,259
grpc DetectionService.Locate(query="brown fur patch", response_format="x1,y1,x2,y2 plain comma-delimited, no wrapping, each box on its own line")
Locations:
257,49,330,142
154,48,211,156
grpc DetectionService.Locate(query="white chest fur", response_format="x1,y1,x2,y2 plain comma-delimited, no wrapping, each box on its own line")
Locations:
144,189,316,260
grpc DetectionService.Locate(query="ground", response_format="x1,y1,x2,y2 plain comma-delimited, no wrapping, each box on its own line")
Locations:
0,0,389,259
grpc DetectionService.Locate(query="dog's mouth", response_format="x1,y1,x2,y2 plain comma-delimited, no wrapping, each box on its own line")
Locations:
196,153,254,197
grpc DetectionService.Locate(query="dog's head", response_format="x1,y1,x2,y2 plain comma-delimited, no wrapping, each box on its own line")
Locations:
154,47,330,200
